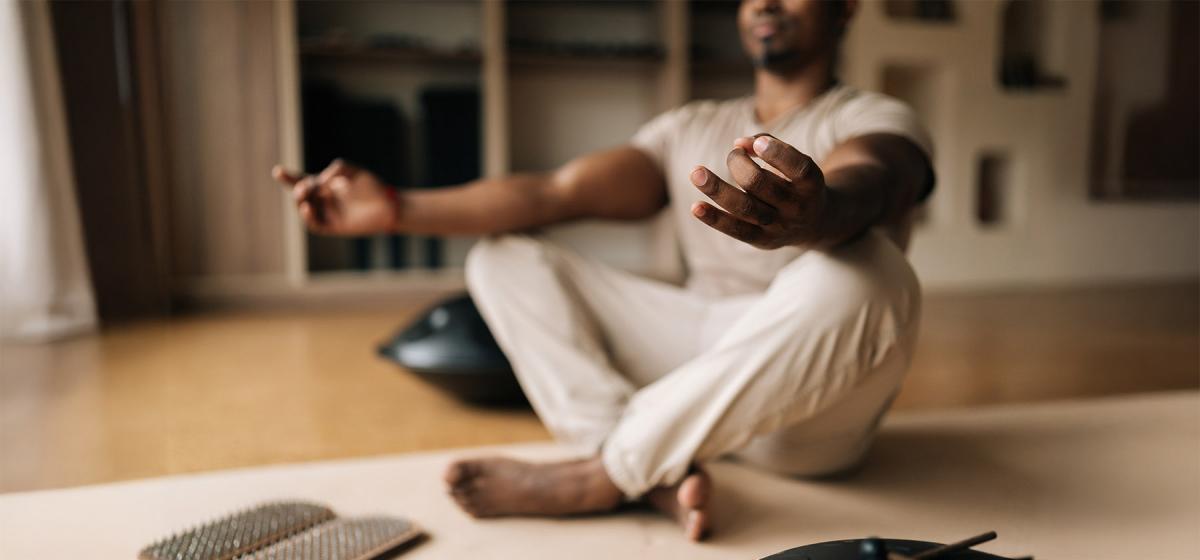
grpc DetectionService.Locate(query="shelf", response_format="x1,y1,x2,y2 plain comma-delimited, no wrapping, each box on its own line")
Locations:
883,0,957,22
508,50,664,70
299,44,481,67
306,267,466,287
690,0,740,14
690,59,754,77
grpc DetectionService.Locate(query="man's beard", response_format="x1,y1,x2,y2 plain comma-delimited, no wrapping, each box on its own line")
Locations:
753,39,805,74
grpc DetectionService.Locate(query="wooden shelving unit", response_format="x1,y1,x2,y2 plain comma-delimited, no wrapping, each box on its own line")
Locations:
266,0,1196,297
275,0,703,289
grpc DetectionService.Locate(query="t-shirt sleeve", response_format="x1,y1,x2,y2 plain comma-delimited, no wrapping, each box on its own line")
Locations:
834,92,937,201
629,105,687,171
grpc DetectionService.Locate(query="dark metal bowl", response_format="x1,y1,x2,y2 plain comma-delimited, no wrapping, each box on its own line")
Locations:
377,293,526,406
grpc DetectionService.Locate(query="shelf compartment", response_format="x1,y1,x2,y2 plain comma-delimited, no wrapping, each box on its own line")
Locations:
300,44,481,67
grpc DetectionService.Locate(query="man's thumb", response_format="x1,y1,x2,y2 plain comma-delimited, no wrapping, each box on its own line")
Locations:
271,165,305,185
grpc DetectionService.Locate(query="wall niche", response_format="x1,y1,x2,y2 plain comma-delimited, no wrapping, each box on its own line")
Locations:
1089,0,1198,200
976,152,1011,227
881,62,943,226
998,0,1067,90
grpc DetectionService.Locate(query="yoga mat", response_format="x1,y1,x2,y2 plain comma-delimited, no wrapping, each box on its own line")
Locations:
1,392,1196,559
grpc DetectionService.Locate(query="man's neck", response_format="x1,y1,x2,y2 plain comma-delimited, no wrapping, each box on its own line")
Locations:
752,58,836,125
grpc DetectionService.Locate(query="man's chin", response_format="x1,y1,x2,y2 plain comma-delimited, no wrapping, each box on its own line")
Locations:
753,50,805,74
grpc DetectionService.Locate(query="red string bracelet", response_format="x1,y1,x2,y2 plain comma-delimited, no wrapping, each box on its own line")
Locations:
383,186,402,233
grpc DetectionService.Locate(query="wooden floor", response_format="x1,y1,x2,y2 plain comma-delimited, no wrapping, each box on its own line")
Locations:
2,282,1196,493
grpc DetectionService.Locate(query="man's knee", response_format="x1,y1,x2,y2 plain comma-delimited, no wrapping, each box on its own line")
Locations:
774,231,921,332
755,231,921,405
465,235,545,299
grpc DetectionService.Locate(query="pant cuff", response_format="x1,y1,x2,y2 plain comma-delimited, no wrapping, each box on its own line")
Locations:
601,440,648,500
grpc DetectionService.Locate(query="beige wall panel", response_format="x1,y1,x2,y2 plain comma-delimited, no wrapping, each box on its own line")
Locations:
844,0,1199,290
160,0,285,280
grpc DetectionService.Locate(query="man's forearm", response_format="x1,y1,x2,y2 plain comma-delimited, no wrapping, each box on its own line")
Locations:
819,164,890,248
814,135,929,249
388,146,667,237
394,173,576,236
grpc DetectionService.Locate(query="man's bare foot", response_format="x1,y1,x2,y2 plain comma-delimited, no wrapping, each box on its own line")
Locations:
645,467,712,541
444,457,623,518
444,457,712,541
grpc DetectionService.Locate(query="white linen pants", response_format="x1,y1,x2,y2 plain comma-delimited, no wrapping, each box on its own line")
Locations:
465,230,921,498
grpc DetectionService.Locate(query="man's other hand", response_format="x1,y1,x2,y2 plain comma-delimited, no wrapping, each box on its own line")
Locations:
688,135,831,250
271,159,399,236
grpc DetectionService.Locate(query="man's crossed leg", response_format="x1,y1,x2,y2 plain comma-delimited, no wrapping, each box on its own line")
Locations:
445,231,920,540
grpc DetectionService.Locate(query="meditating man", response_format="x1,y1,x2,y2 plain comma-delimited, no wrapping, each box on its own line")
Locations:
272,0,933,541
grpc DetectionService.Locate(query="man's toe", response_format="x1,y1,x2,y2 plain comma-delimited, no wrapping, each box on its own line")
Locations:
677,471,710,510
445,459,487,487
444,461,467,486
686,509,710,541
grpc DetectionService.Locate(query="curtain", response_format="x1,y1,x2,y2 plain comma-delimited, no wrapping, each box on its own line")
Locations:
0,0,96,341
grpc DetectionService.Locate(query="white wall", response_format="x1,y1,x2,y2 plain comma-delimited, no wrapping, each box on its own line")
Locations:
844,0,1199,290
504,2,676,275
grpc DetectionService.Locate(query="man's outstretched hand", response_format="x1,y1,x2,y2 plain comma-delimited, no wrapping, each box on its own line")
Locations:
271,159,400,236
689,135,835,250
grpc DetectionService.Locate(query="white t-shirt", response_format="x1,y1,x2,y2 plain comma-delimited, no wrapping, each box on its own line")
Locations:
631,84,934,297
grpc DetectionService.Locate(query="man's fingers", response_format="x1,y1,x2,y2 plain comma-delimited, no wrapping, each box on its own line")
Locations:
316,160,344,185
299,201,318,226
292,176,329,206
276,158,358,191
272,165,304,186
726,148,791,205
328,175,352,197
277,168,333,231
691,201,769,248
690,166,777,226
299,201,331,232
751,134,820,183
316,158,358,185
732,136,756,152
291,179,313,203
300,177,332,223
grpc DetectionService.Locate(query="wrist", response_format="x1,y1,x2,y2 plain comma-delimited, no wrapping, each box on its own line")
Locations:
813,184,869,249
383,185,403,234
816,168,888,248
813,187,847,249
